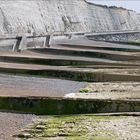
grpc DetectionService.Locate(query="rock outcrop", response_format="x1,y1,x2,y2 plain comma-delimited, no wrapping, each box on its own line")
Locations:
0,0,140,35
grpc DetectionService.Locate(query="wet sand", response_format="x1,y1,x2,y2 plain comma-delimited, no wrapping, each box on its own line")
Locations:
0,112,36,140
0,74,86,97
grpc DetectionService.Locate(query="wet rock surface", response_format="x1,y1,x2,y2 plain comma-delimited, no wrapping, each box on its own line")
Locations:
17,115,140,140
74,82,140,100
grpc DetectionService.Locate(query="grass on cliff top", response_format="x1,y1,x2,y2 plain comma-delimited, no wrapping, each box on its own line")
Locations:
17,115,126,140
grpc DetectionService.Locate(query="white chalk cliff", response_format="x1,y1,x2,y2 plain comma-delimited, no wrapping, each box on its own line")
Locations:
0,0,140,35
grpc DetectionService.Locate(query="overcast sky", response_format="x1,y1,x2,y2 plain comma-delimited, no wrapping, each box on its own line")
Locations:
88,0,140,13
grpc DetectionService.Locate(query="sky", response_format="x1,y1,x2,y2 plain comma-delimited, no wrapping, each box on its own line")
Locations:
88,0,140,13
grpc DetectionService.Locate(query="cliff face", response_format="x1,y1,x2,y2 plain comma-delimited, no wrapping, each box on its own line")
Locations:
0,0,140,35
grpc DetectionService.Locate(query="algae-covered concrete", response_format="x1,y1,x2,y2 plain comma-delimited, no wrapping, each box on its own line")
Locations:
0,97,139,115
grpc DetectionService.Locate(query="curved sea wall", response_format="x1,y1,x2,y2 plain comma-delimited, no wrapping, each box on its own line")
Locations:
0,0,140,35
87,32,140,42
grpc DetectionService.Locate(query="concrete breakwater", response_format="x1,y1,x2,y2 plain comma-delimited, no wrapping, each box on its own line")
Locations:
0,37,140,114
0,97,139,115
0,0,140,35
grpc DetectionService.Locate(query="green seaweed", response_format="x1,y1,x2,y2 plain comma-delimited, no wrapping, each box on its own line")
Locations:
17,115,122,140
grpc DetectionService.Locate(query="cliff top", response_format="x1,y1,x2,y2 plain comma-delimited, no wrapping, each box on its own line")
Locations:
86,0,137,13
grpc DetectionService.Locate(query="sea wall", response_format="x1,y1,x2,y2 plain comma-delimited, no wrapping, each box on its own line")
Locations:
86,31,140,42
